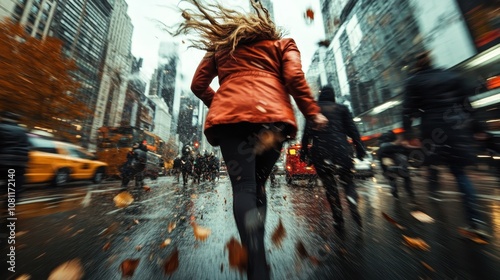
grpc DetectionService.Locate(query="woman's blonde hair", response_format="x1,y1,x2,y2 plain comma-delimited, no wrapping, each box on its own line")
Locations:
171,0,284,56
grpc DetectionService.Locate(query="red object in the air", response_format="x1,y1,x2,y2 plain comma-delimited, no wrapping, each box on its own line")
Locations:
305,8,314,21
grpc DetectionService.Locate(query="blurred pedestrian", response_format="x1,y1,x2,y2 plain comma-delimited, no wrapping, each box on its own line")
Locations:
171,1,327,279
0,111,30,201
300,86,365,232
402,51,488,236
377,130,415,200
173,156,182,182
120,142,148,190
180,145,193,186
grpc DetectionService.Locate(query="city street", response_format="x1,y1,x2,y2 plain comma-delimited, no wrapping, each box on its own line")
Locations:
2,168,500,280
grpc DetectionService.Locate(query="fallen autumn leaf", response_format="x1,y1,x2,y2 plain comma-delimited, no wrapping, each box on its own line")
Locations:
120,258,140,277
48,259,84,280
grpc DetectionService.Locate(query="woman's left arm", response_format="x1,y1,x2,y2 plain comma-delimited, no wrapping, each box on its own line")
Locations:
191,53,217,107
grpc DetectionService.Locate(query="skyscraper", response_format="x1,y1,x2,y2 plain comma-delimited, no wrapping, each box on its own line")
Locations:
89,0,134,149
49,0,113,147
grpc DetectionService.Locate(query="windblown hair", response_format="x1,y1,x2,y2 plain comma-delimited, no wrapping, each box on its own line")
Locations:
171,0,284,56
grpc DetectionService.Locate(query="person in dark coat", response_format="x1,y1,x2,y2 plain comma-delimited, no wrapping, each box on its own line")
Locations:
180,145,193,186
300,86,366,232
402,51,487,234
378,130,414,200
120,142,148,189
0,111,30,201
173,156,182,182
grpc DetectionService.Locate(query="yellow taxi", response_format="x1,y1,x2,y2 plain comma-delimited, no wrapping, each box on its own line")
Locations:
26,134,108,186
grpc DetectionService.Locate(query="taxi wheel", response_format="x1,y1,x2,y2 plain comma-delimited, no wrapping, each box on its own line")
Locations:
92,167,105,184
54,168,70,187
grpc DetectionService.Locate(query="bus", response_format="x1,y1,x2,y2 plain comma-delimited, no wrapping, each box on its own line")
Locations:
96,126,167,178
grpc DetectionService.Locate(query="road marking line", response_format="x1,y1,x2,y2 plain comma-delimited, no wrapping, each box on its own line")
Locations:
138,190,175,204
17,197,65,205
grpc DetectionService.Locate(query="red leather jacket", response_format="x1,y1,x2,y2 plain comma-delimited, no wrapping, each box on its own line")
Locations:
191,38,320,145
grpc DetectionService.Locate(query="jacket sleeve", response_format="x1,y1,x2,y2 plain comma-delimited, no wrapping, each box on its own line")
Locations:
191,53,217,107
280,39,320,119
402,79,418,140
343,107,364,150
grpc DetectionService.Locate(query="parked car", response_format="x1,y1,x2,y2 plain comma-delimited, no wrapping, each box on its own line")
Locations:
143,152,164,180
353,153,375,178
26,134,108,187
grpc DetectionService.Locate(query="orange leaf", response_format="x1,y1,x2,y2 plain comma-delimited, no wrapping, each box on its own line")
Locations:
420,261,435,272
382,212,406,230
160,238,172,248
168,222,176,233
48,259,84,280
164,248,179,275
225,237,247,273
15,274,31,280
271,218,286,247
403,235,430,251
102,242,111,251
457,228,489,244
191,222,211,241
120,259,140,277
296,240,310,260
113,191,134,208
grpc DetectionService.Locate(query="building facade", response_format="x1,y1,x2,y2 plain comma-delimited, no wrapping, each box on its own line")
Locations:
89,0,133,149
0,0,58,39
49,0,113,147
150,94,172,144
317,0,479,139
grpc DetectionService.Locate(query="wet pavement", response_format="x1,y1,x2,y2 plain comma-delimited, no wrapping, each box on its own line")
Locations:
2,167,500,280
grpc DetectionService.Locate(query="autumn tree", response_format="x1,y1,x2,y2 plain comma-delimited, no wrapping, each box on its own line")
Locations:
0,20,90,141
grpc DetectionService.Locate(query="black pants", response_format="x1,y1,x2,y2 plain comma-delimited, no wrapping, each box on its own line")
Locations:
311,152,361,229
120,165,145,189
216,123,283,280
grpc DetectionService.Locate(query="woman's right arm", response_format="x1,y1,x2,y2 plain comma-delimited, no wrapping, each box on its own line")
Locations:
280,39,321,120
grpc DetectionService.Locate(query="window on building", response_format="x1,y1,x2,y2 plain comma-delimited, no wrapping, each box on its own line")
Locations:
28,14,35,24
31,5,39,14
41,12,48,22
18,0,26,5
14,5,23,16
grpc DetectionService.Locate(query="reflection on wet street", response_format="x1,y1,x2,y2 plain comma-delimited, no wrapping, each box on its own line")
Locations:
3,169,500,279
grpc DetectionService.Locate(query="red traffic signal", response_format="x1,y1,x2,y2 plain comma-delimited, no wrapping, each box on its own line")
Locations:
194,141,199,148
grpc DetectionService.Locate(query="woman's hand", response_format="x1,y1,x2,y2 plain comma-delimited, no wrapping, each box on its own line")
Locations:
312,113,328,129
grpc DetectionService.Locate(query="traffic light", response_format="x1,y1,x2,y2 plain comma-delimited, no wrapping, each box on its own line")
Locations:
194,141,199,149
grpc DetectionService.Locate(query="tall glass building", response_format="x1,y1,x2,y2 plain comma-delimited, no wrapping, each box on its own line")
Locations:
49,0,113,146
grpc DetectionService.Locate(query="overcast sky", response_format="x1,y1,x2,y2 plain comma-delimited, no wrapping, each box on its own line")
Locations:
125,0,325,90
